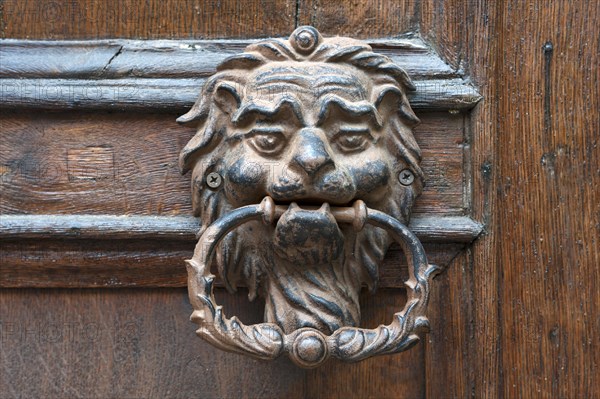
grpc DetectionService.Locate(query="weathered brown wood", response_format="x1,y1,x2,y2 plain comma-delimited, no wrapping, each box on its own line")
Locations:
0,0,596,395
420,0,468,71
420,1,499,397
0,0,297,39
0,39,481,111
0,214,482,243
420,0,600,398
0,215,200,241
0,105,474,291
1,1,478,397
297,0,419,39
0,39,453,79
0,238,463,289
0,78,481,113
0,212,479,288
0,239,192,287
491,2,599,397
458,1,503,395
0,288,423,398
1,77,480,112
0,111,468,216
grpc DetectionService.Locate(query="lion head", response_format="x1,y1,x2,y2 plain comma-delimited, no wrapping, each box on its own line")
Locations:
178,27,423,335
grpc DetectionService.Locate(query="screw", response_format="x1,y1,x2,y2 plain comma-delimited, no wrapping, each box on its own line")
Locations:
206,172,222,188
398,169,414,186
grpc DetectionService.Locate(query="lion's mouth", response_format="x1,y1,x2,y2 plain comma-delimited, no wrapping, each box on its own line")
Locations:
272,202,346,265
270,199,353,207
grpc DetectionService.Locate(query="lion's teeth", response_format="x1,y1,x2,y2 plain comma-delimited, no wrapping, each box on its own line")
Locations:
318,203,331,213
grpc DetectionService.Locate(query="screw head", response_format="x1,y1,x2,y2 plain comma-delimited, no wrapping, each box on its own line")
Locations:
206,172,222,188
398,169,415,186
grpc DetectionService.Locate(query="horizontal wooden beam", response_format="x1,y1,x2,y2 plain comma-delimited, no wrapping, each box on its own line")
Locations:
0,38,481,111
0,78,481,112
0,240,466,289
0,214,481,288
0,38,451,79
0,214,483,243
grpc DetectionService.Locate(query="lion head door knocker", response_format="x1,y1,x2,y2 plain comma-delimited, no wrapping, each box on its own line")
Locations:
178,26,439,368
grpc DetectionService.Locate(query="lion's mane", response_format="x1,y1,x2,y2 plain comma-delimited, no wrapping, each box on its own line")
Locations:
178,29,424,333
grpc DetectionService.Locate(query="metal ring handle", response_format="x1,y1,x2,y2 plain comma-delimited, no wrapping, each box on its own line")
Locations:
186,197,440,368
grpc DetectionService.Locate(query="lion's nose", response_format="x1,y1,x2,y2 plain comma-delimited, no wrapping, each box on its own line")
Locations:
292,129,334,177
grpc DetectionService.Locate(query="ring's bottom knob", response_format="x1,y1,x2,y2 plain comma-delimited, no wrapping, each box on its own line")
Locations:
290,330,329,368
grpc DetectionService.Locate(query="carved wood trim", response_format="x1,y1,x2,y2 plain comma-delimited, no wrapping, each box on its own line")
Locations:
0,34,483,296
0,38,481,111
0,214,482,243
0,216,481,289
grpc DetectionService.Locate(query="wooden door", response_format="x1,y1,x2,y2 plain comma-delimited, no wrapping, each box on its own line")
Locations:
1,1,598,397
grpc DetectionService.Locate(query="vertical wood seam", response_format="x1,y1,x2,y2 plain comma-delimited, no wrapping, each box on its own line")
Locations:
495,0,505,397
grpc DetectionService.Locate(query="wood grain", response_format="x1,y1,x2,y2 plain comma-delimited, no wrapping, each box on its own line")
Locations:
0,39,481,111
297,0,419,39
0,111,468,216
0,95,476,288
0,215,482,242
420,0,600,397
0,238,464,289
492,1,599,397
0,213,481,287
0,38,452,79
0,288,423,398
421,0,501,397
1,77,480,112
0,0,297,39
0,0,598,396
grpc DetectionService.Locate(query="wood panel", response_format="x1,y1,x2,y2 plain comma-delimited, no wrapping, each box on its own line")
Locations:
0,107,478,288
420,0,600,398
460,0,503,394
424,249,475,398
0,0,297,39
492,1,599,397
297,0,419,39
0,39,455,80
0,238,464,288
1,0,598,397
0,213,480,288
0,288,423,398
421,0,502,397
0,0,478,398
0,111,467,216
420,0,468,71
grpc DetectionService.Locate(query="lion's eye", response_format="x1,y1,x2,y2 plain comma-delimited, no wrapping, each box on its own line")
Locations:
335,128,371,153
248,128,287,156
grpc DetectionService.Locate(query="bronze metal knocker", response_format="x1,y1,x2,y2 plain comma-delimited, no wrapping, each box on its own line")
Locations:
178,26,438,367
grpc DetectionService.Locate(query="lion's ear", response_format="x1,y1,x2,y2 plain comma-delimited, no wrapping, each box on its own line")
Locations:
213,83,241,116
374,85,420,127
177,81,241,124
176,93,209,125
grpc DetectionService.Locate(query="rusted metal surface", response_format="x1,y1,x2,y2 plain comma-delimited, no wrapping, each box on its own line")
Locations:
187,197,439,367
180,26,440,366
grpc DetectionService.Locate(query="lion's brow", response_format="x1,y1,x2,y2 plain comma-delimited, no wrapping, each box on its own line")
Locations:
231,96,305,125
317,95,383,127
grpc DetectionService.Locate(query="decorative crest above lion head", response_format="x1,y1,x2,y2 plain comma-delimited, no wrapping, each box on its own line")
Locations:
179,26,424,335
